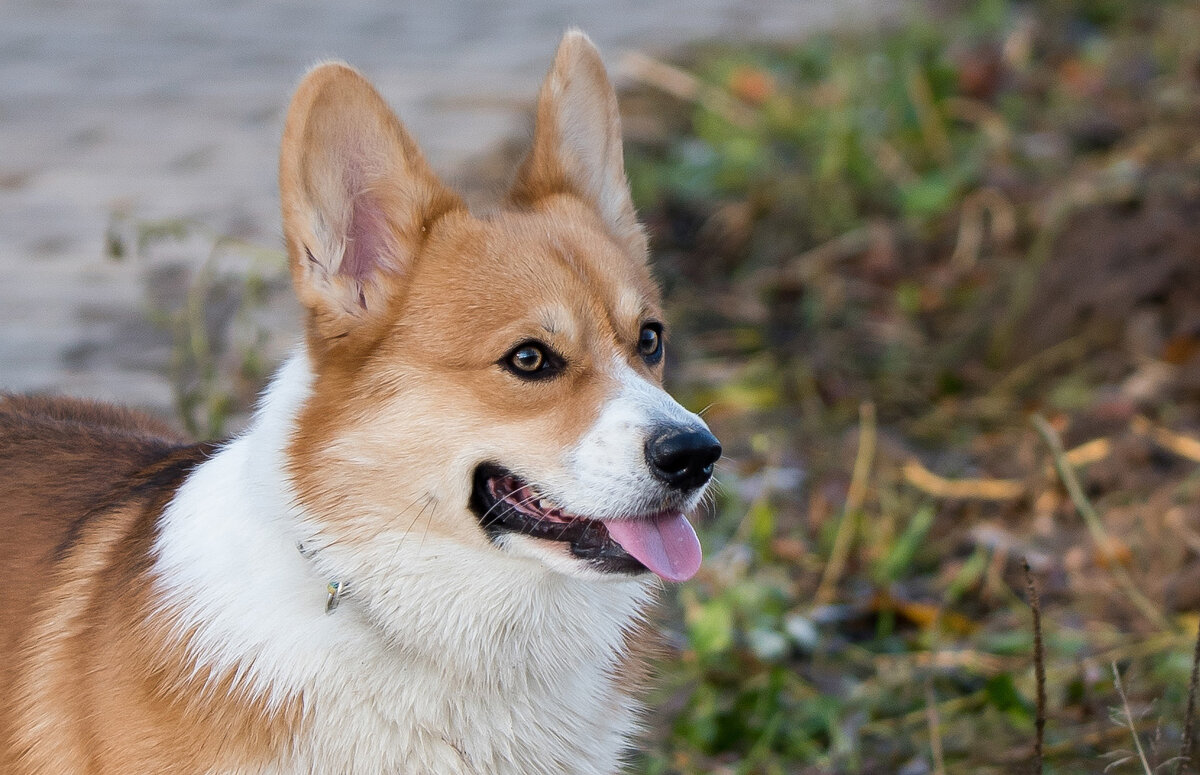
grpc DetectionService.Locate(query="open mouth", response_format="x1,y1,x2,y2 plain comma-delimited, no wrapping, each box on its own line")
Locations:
469,464,702,582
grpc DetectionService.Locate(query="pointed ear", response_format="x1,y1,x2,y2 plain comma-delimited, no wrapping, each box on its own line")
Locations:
510,31,646,257
279,62,463,347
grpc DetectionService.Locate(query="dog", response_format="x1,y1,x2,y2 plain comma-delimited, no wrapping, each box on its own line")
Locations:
0,30,719,774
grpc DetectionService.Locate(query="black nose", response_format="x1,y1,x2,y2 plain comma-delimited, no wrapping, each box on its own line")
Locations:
645,427,722,491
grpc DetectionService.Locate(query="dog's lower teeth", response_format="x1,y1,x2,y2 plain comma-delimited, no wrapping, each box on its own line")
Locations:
536,499,553,511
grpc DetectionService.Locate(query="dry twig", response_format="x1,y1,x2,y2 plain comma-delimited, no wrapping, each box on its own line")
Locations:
949,186,1017,272
1132,415,1200,463
1032,415,1173,632
748,227,871,292
925,678,947,775
902,458,1024,501
1024,560,1046,775
617,51,756,127
815,401,876,606
1177,619,1200,775
1064,438,1112,467
1112,662,1154,775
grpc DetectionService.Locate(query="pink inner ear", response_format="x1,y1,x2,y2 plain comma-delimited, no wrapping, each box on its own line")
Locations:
340,191,392,288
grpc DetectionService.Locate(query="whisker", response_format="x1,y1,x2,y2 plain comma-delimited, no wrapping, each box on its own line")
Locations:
479,489,543,531
476,489,516,528
388,493,437,558
497,476,582,542
553,512,580,542
416,497,440,554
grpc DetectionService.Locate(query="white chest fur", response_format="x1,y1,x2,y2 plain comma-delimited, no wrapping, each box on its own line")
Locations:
151,355,656,774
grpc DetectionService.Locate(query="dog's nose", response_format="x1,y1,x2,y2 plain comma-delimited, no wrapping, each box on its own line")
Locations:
645,427,722,491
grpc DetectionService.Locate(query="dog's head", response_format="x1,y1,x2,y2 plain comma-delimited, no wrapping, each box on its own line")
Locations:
277,32,719,598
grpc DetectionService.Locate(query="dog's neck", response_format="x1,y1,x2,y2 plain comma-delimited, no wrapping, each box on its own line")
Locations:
150,351,656,774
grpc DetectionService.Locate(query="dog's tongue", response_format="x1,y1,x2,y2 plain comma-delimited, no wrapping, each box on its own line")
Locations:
602,513,702,582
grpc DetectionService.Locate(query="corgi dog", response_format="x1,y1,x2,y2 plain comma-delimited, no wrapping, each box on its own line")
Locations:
0,30,719,775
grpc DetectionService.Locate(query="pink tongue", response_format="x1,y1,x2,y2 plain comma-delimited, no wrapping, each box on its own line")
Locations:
602,513,702,582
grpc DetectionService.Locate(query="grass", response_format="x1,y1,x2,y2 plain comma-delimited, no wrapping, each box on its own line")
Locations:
617,0,1200,772
104,211,289,438
124,1,1200,770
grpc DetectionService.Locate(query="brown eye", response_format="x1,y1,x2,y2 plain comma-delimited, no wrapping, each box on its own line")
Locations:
510,345,545,373
501,341,563,381
638,323,663,364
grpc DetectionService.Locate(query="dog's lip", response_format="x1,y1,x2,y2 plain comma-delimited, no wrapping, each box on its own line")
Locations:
485,474,577,525
471,463,621,543
469,464,704,581
469,463,674,578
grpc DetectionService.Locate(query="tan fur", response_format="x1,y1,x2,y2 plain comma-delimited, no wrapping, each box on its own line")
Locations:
281,42,664,561
0,398,297,772
0,31,673,773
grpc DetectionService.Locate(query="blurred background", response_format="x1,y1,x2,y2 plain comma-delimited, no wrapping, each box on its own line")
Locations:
0,0,887,409
5,0,1200,772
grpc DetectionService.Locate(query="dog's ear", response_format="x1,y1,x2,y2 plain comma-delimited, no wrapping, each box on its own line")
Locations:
511,30,646,258
280,62,462,349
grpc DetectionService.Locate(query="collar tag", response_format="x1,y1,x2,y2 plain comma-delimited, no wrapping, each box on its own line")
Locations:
325,580,345,614
298,542,345,614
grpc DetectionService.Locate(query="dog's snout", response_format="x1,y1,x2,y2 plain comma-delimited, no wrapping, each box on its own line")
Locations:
644,426,721,491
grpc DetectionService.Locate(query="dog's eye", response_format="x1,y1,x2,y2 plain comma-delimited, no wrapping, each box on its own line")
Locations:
511,346,544,372
638,323,663,364
502,341,562,380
